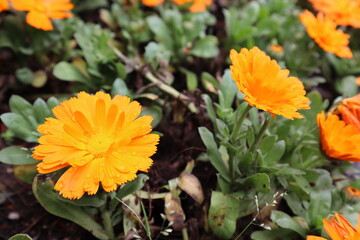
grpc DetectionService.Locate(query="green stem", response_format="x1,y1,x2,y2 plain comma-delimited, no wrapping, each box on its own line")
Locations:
182,228,189,240
145,72,198,114
102,210,115,240
249,117,271,153
231,104,252,142
111,46,198,114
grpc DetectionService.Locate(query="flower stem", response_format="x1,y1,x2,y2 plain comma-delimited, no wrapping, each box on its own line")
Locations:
249,117,270,153
102,210,115,240
231,104,252,142
182,227,189,240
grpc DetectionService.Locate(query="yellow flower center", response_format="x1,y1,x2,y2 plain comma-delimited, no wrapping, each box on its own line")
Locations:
34,3,46,12
87,134,112,158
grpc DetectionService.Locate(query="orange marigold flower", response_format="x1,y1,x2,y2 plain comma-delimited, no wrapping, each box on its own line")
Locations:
345,186,360,198
308,0,360,28
11,0,74,31
229,47,310,119
335,94,360,132
269,44,284,53
299,10,353,59
142,0,164,7
317,111,360,162
173,0,212,12
0,0,9,12
32,92,160,199
306,213,360,240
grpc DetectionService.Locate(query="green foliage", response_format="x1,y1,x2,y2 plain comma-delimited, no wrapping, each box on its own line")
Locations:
33,176,109,240
0,146,36,165
53,20,127,90
146,8,218,64
0,95,59,143
8,234,33,240
208,191,240,239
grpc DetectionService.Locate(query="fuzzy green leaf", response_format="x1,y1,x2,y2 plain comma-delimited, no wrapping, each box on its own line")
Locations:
208,191,240,239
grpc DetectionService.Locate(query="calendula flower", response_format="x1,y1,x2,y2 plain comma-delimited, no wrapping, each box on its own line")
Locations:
333,94,360,131
0,0,9,12
346,186,360,198
269,44,284,53
299,10,353,59
173,0,212,12
317,111,360,162
307,0,360,28
307,213,360,240
142,0,164,7
11,0,74,31
229,47,310,119
33,92,159,199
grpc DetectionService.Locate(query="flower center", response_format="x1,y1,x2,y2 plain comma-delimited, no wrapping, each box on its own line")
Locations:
34,3,46,12
87,134,112,158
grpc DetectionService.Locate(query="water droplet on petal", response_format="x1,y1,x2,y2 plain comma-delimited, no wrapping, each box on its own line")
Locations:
119,166,127,171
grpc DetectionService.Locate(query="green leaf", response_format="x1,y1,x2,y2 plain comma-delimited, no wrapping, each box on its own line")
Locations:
260,136,276,154
180,68,198,91
117,174,149,200
293,175,311,195
9,95,38,130
146,16,173,51
335,76,358,97
0,113,38,142
47,97,60,111
251,228,299,240
302,91,323,121
13,164,37,184
115,62,127,79
306,172,332,228
241,1,260,25
198,127,230,182
0,146,34,165
241,173,271,193
140,106,162,128
53,61,90,85
9,95,34,120
33,98,52,124
9,234,33,240
15,68,34,84
111,78,132,98
74,0,107,12
263,140,285,166
271,210,306,237
208,191,240,239
202,94,216,125
144,42,171,69
201,72,219,93
33,177,109,240
57,194,105,208
284,194,306,217
110,174,149,211
219,69,237,109
190,36,219,58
